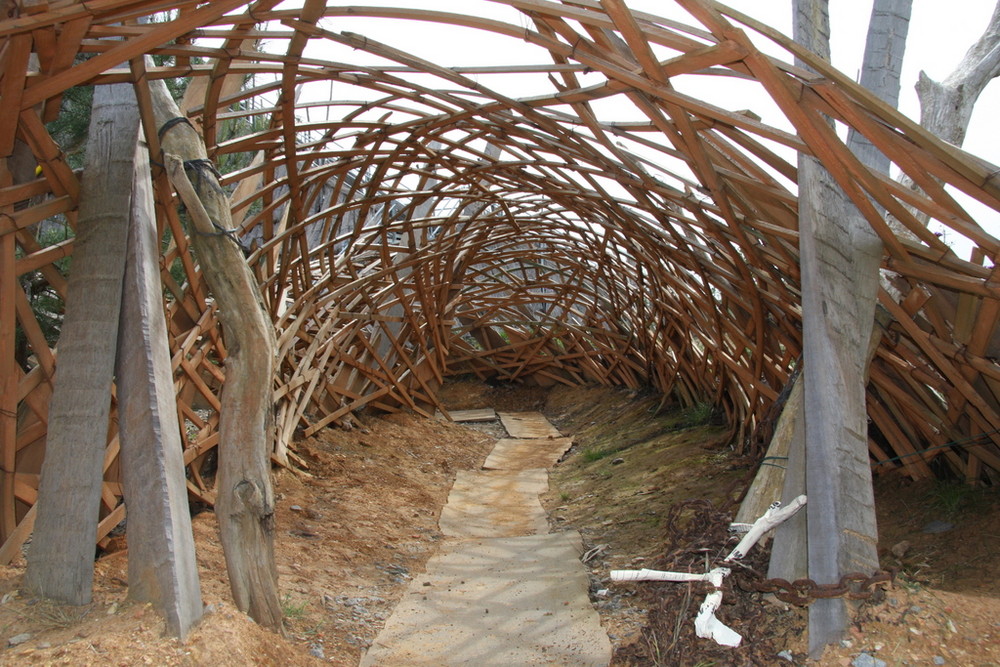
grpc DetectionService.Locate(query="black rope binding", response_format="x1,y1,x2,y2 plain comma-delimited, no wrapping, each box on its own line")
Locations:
157,116,195,141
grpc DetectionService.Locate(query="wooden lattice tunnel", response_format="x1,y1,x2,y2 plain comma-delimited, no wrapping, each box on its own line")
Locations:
1,0,1000,626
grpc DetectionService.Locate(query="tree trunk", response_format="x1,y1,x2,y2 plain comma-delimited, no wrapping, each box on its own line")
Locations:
116,134,203,639
902,1,1000,229
847,0,912,172
24,83,138,604
916,2,1000,148
793,0,887,656
148,79,282,630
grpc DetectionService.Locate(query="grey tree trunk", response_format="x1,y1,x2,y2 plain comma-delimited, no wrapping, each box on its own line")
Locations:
148,78,283,631
24,83,139,604
903,1,1000,228
916,2,1000,148
847,0,912,171
115,135,203,638
793,0,900,656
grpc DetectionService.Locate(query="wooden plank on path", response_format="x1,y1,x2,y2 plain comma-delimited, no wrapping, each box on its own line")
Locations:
438,408,497,423
482,437,574,471
498,411,562,438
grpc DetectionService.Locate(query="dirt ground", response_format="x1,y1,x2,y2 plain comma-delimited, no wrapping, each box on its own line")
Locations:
0,380,997,666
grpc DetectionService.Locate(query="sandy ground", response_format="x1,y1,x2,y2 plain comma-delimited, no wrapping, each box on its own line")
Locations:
0,381,996,666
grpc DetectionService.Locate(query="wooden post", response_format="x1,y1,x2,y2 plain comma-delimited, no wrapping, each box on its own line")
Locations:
115,132,203,639
24,83,137,604
794,0,884,655
147,77,283,631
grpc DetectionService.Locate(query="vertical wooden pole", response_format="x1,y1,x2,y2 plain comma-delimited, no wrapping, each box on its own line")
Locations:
24,83,138,604
793,0,884,655
116,134,203,639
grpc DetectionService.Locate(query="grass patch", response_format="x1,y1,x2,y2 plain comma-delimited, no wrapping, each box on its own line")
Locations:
581,447,614,462
27,601,90,631
282,594,308,620
928,480,988,516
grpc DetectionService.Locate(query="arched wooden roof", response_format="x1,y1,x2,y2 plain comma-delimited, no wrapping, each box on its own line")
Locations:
3,0,1000,551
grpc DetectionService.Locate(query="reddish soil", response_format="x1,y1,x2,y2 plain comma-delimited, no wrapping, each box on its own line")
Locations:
0,381,996,666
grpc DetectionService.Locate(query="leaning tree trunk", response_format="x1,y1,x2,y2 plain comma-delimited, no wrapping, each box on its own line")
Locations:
793,0,887,656
24,83,139,604
147,79,282,630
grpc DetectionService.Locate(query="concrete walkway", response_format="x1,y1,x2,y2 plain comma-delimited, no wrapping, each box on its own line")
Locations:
361,412,612,666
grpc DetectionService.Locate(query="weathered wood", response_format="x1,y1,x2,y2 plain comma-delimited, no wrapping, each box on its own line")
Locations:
24,83,138,605
115,133,203,639
793,0,883,654
736,377,802,527
150,78,282,631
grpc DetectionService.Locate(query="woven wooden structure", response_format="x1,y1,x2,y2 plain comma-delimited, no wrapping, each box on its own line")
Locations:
2,0,1000,555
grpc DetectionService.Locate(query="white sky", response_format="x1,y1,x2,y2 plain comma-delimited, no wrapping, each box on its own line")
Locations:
262,0,1000,258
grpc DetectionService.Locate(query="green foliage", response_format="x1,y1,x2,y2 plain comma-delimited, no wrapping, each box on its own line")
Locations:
681,401,715,427
281,594,308,620
581,447,611,462
15,220,74,368
928,480,986,516
215,83,271,178
45,84,93,170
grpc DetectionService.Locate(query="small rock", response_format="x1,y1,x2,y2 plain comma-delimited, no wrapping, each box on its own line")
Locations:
922,520,954,534
888,597,899,608
595,589,609,598
909,605,922,614
909,627,922,636
611,457,625,465
933,657,945,666
777,649,794,662
7,633,30,647
37,642,51,649
290,505,302,512
308,644,325,659
840,639,854,648
890,540,910,558
852,652,887,667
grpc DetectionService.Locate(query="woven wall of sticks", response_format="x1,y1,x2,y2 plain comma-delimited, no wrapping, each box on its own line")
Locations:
2,1,1000,551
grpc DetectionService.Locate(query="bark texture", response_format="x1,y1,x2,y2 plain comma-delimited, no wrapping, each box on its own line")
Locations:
846,0,912,173
24,84,138,604
116,137,203,639
148,79,282,630
904,1,1000,228
793,0,889,655
916,2,1000,148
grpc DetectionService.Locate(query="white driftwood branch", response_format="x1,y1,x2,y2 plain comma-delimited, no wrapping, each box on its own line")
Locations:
609,496,807,648
609,567,729,583
695,590,742,647
725,495,807,562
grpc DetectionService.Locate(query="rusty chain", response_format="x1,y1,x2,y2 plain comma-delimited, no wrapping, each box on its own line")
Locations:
740,569,896,606
658,499,896,607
